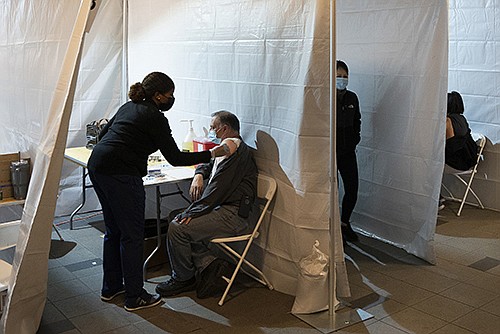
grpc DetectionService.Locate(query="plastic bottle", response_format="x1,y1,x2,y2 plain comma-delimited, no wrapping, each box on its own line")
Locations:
180,119,197,152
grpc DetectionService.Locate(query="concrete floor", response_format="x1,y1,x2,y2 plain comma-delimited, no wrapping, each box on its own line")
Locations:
32,201,500,333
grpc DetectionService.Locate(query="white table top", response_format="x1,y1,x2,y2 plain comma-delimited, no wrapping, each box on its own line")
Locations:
64,147,195,186
64,147,92,168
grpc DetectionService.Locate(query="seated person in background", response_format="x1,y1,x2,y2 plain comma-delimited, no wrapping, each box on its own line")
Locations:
441,91,477,210
156,110,258,297
445,91,477,171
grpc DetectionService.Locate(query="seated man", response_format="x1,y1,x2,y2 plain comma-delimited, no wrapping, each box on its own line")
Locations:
156,110,258,297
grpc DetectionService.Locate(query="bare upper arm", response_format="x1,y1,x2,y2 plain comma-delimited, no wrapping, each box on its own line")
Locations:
446,117,454,139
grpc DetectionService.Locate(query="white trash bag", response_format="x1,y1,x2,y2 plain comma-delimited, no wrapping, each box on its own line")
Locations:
291,240,329,314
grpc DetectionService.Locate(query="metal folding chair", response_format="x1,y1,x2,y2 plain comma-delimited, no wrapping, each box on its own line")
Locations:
210,173,277,306
442,133,486,216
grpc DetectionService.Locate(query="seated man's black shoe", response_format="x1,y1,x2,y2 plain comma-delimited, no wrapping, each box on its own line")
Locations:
124,292,162,311
341,223,359,242
155,277,196,297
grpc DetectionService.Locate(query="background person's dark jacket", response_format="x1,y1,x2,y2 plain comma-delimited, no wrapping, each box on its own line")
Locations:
336,90,361,155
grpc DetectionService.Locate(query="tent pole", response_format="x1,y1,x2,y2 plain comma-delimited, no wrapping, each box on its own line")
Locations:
329,0,338,316
121,0,129,104
293,1,373,331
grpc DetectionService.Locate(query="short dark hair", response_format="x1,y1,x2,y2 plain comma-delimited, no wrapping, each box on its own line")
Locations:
211,110,240,132
337,60,349,75
447,91,464,115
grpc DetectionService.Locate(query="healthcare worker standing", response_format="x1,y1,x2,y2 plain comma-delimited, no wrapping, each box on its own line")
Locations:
336,60,361,242
88,71,230,311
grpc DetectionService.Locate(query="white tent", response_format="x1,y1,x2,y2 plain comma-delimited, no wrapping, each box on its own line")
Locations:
1,1,96,332
445,0,500,204
1,0,499,332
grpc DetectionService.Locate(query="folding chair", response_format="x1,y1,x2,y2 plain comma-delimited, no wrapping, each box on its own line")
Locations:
0,220,21,315
441,133,486,216
210,173,277,306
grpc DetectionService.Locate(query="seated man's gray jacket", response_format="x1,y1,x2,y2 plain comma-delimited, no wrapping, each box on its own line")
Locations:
177,138,258,220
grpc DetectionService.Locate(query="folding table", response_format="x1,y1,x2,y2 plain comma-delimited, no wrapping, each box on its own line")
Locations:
64,146,193,280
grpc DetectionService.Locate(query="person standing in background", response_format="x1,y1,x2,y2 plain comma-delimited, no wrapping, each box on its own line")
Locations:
88,72,231,311
336,60,361,242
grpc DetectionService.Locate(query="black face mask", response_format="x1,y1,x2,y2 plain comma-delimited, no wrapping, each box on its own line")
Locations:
158,97,175,112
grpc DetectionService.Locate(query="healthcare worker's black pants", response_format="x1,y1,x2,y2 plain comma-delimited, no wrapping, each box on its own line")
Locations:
337,150,359,224
89,170,146,304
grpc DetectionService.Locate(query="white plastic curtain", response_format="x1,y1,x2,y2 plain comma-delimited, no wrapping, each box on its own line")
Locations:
128,0,341,295
446,0,500,211
0,1,93,332
56,1,123,217
0,1,123,217
337,1,448,263
127,0,447,293
0,2,450,323
0,1,80,156
449,0,500,145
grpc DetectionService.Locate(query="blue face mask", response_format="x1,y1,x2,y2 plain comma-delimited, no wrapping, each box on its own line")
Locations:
336,77,348,90
208,129,221,144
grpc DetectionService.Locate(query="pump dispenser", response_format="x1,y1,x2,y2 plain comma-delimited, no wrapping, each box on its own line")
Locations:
180,119,197,152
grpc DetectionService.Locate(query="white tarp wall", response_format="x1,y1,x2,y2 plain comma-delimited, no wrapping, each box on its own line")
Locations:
446,0,500,211
0,1,80,156
56,1,123,218
0,2,453,325
1,0,482,329
127,0,447,295
0,1,94,331
127,0,339,295
51,0,500,218
337,1,448,263
0,1,122,332
0,0,123,218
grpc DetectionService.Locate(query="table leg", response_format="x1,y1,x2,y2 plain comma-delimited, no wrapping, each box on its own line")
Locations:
69,166,87,230
160,183,191,205
52,224,64,241
143,185,162,281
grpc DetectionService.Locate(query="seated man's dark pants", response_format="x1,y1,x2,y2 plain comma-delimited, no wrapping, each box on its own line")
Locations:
167,205,248,281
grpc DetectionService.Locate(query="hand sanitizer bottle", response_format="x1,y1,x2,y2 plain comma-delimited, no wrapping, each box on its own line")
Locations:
180,119,197,152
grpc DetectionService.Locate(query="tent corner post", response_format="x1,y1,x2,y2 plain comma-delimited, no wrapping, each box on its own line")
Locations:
293,308,373,333
292,0,374,330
